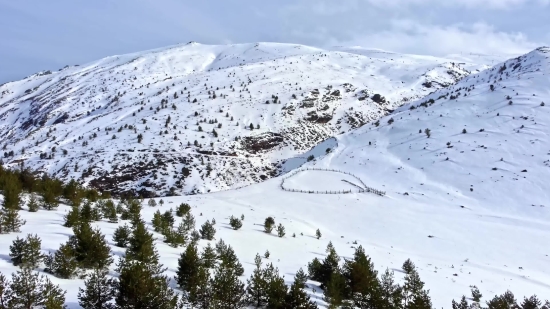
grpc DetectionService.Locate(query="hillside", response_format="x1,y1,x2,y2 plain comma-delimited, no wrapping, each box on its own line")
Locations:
0,47,549,308
0,42,486,197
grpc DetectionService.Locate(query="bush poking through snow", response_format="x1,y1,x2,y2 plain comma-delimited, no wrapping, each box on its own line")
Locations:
264,217,275,233
229,216,243,230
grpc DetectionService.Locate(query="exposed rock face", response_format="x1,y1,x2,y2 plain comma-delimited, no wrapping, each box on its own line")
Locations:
241,132,284,154
371,93,386,104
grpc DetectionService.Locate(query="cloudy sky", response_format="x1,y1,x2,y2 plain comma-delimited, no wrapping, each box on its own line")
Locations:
1,0,548,83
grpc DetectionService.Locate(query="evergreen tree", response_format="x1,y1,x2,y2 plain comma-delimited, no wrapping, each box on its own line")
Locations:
211,263,246,309
521,296,542,309
0,207,25,233
0,272,9,308
1,173,21,210
182,212,196,233
41,180,59,210
152,210,164,233
471,285,482,302
200,243,217,268
402,259,416,275
147,199,157,207
323,271,346,309
342,245,382,308
51,242,78,279
126,220,158,265
78,268,115,309
264,217,275,233
9,234,42,269
106,202,118,223
6,268,44,308
277,223,285,237
176,203,191,217
200,220,216,240
315,229,322,239
246,254,268,308
263,263,288,309
69,223,113,270
27,193,39,212
452,296,470,309
181,265,211,309
294,268,308,289
403,263,431,309
64,205,81,227
113,225,131,248
229,216,243,230
284,271,318,309
114,259,177,309
379,268,404,309
41,277,67,309
80,200,94,222
486,291,517,309
162,210,175,229
175,244,201,292
218,244,244,276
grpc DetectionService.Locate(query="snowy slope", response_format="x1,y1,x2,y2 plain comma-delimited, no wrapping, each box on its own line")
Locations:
0,42,483,197
0,47,549,309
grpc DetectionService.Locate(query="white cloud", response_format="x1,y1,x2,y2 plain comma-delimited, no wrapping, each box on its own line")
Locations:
340,21,541,56
363,0,549,9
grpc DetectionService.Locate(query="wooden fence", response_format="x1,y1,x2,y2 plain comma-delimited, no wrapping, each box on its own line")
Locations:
280,167,386,196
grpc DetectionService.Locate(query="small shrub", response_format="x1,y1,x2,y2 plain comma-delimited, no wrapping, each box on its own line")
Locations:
229,216,243,230
264,217,275,233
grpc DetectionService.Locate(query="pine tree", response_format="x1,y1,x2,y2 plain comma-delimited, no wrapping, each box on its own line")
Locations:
1,173,21,210
246,254,268,308
181,265,211,309
175,203,191,217
51,242,78,279
147,199,157,207
41,277,67,309
182,212,195,233
9,236,26,267
126,220,158,265
218,244,244,276
200,220,216,240
403,263,431,309
9,234,43,269
27,193,39,212
521,295,542,309
114,259,177,309
175,244,201,292
200,243,217,268
277,223,285,237
471,285,482,302
162,210,174,229
263,263,288,308
264,217,275,233
64,206,81,228
211,263,246,309
315,229,322,239
402,259,416,275
6,268,44,308
229,216,242,230
452,296,470,309
323,271,346,309
379,268,403,309
80,200,94,222
294,268,308,289
78,268,115,309
152,210,164,233
0,206,25,233
106,202,118,223
113,225,131,248
41,180,59,210
0,272,9,308
284,271,318,309
486,290,517,309
342,245,382,308
69,223,113,270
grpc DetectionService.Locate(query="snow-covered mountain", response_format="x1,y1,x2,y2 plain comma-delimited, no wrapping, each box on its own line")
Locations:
1,45,549,308
0,42,485,197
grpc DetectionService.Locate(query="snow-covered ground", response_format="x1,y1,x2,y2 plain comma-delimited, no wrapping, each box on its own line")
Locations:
0,42,487,196
1,44,549,308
